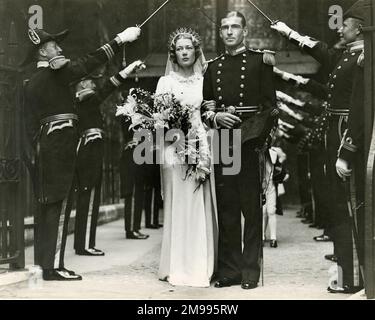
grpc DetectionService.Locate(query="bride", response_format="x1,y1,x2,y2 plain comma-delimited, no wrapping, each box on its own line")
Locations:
156,28,218,287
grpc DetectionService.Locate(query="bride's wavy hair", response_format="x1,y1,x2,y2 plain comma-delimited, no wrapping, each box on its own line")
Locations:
168,27,202,64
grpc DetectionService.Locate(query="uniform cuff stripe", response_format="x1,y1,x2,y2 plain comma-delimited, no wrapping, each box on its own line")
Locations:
110,76,121,87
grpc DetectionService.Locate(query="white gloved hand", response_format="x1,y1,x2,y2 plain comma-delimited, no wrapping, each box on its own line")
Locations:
119,60,146,79
336,158,352,179
117,27,141,43
270,21,293,37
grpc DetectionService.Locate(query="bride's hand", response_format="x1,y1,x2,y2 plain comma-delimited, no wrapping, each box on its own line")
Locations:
215,112,241,129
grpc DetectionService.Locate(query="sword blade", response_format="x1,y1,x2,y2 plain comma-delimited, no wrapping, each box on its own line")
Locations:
246,0,274,24
139,0,171,28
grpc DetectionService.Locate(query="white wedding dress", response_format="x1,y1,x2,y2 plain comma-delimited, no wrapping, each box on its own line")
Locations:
156,71,218,287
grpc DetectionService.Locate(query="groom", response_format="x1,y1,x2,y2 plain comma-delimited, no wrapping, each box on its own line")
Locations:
203,11,277,289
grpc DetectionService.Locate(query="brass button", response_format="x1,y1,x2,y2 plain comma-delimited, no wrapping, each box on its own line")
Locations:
242,60,246,64
217,71,221,75
337,66,342,69
330,84,334,88
218,96,223,100
239,93,244,98
217,79,221,83
238,112,242,116
344,58,348,62
240,84,245,88
241,67,246,71
217,87,221,91
333,75,337,79
221,56,225,60
351,53,356,56
218,63,223,67
239,102,244,107
241,75,245,79
243,53,247,57
221,104,225,108
328,94,332,98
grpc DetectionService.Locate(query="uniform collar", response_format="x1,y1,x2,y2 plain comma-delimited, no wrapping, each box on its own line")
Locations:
37,61,49,68
225,44,247,56
346,40,364,53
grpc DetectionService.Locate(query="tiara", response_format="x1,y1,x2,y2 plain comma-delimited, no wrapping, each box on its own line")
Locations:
168,27,201,49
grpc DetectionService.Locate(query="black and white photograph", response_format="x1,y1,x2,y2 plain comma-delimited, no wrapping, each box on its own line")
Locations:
0,0,374,304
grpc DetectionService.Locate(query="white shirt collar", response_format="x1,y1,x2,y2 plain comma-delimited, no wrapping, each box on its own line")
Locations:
37,61,49,68
346,40,364,53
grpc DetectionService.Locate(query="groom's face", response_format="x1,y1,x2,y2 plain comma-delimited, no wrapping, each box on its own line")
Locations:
220,16,247,49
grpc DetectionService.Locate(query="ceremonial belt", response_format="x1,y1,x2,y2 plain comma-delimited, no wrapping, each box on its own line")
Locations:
81,128,105,138
326,107,349,116
40,113,78,126
216,106,260,113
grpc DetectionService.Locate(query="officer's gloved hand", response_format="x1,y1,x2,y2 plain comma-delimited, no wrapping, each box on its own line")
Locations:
215,112,241,129
336,158,352,179
117,27,141,43
270,21,292,37
119,60,146,79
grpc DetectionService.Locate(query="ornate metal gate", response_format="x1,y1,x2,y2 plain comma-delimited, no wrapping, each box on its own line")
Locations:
0,7,25,269
364,0,375,300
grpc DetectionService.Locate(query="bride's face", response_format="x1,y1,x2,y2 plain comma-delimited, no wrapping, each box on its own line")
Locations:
175,38,195,69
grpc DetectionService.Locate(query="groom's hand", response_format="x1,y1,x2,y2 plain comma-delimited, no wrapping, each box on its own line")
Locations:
215,112,241,129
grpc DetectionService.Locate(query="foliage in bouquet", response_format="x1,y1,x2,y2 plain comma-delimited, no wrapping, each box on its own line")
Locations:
116,88,211,188
116,88,170,131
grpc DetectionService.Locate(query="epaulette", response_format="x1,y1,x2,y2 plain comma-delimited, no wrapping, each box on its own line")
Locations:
357,50,364,67
206,54,224,64
248,48,276,66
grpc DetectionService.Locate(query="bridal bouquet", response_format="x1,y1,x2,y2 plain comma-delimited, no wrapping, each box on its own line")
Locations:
116,88,211,187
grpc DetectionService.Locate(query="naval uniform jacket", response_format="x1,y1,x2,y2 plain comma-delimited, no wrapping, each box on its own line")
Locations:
25,39,122,204
203,46,277,147
288,35,364,141
75,73,127,190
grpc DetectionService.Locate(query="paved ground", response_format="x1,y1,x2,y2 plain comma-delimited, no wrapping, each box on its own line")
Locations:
0,207,359,300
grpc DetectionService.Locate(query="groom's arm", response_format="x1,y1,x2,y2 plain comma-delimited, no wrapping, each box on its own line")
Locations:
202,64,219,128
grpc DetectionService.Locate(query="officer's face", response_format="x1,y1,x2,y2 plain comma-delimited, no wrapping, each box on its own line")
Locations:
39,41,63,60
175,38,196,69
220,17,248,49
338,18,361,44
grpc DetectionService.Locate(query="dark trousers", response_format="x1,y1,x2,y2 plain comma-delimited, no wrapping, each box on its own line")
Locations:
73,138,104,250
36,191,73,270
296,153,313,219
326,119,358,287
120,148,145,233
214,145,262,282
309,147,331,233
74,180,102,250
144,164,162,227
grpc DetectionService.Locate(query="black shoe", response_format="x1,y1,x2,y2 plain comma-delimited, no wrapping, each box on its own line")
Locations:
145,224,159,229
241,280,258,290
327,285,361,294
270,240,278,248
43,269,82,281
214,277,241,288
126,231,149,240
324,254,338,262
58,267,76,276
75,248,105,256
313,234,331,242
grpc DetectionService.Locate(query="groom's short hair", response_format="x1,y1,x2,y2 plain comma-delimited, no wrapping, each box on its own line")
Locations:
222,11,247,28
